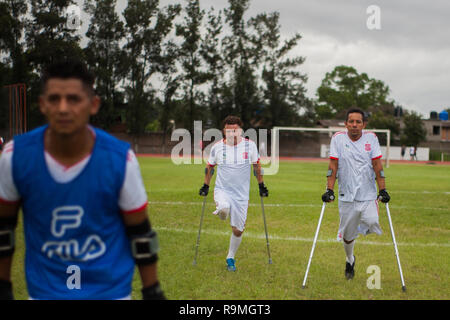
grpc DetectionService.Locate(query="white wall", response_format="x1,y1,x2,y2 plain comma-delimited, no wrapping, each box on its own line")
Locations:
321,145,430,161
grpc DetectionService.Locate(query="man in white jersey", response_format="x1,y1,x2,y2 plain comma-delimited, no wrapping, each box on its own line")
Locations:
199,116,268,272
322,108,390,280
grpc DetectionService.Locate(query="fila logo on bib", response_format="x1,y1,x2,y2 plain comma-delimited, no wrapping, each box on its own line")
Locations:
365,143,371,151
243,152,248,159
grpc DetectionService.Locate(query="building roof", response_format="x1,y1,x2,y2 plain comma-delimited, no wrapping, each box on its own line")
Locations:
317,119,346,128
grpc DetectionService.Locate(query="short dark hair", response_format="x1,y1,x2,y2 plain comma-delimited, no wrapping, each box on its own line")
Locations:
40,59,95,95
222,115,243,128
345,108,367,122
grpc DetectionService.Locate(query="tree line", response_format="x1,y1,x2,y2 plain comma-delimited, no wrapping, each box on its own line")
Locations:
0,0,426,146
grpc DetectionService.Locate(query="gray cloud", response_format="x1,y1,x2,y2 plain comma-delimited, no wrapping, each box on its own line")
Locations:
80,0,450,117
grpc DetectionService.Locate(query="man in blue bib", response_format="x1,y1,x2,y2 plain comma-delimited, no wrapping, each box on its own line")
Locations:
0,59,164,300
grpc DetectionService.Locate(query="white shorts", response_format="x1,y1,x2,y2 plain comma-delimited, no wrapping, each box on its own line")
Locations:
213,189,249,232
337,200,382,242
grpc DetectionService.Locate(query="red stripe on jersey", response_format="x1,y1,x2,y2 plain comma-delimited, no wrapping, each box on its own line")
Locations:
3,142,13,153
0,197,20,205
332,132,346,138
364,131,378,137
372,155,382,160
329,156,339,160
207,162,216,167
121,201,148,215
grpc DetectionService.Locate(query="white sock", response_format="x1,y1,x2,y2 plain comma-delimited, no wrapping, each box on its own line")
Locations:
343,240,355,264
226,233,242,260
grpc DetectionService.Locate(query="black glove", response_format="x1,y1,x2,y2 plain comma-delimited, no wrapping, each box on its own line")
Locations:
142,281,166,300
259,182,268,197
378,189,390,203
322,189,335,202
0,280,13,300
199,184,209,196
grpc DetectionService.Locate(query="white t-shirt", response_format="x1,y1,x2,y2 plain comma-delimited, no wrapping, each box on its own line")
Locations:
329,130,382,202
0,140,148,214
208,138,260,201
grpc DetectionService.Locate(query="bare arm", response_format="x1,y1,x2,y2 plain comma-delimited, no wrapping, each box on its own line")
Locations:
252,162,264,184
326,159,339,191
372,158,386,191
0,202,20,282
204,165,214,186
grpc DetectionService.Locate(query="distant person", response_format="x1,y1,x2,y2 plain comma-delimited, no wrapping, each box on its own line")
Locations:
199,115,268,272
401,145,406,160
0,59,164,300
259,141,266,158
409,146,416,161
322,108,390,280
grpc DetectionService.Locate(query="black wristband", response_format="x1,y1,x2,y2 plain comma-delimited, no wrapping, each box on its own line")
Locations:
126,220,159,266
0,215,17,258
142,281,166,300
0,280,13,300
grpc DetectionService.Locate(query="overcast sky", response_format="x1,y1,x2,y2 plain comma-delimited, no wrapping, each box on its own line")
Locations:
77,0,450,118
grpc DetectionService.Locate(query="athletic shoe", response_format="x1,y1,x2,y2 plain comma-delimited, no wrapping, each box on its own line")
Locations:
345,255,355,280
226,258,236,272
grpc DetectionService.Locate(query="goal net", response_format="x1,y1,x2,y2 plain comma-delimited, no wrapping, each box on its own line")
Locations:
269,126,391,168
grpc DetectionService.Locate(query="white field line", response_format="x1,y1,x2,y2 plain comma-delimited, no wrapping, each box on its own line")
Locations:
157,226,450,248
394,191,450,195
148,201,449,212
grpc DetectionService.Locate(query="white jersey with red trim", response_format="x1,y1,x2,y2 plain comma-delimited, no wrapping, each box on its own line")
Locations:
329,130,382,202
0,140,148,214
208,138,259,201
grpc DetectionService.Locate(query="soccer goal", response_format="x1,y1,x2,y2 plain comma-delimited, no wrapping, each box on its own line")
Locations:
270,126,391,168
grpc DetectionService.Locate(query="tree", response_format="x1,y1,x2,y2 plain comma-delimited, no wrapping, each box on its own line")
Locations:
249,11,310,127
366,104,400,145
157,40,181,152
0,0,28,84
401,111,427,147
200,7,225,128
316,65,391,119
122,0,180,134
175,0,209,133
0,0,28,133
222,0,260,129
84,0,125,130
25,0,83,128
26,0,83,70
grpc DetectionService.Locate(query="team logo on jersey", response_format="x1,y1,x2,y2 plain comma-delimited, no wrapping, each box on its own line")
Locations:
243,152,248,159
41,206,106,262
365,143,371,151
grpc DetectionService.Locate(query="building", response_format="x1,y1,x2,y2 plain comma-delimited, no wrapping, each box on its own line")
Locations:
422,119,450,153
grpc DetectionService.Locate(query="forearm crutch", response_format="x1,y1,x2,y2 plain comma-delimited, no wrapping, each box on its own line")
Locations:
385,203,407,292
260,196,273,264
302,202,326,289
193,195,207,265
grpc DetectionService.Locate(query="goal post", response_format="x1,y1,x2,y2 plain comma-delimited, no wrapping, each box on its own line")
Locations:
2,83,27,141
271,126,391,168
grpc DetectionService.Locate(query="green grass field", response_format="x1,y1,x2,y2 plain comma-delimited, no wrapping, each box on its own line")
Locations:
10,157,450,300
